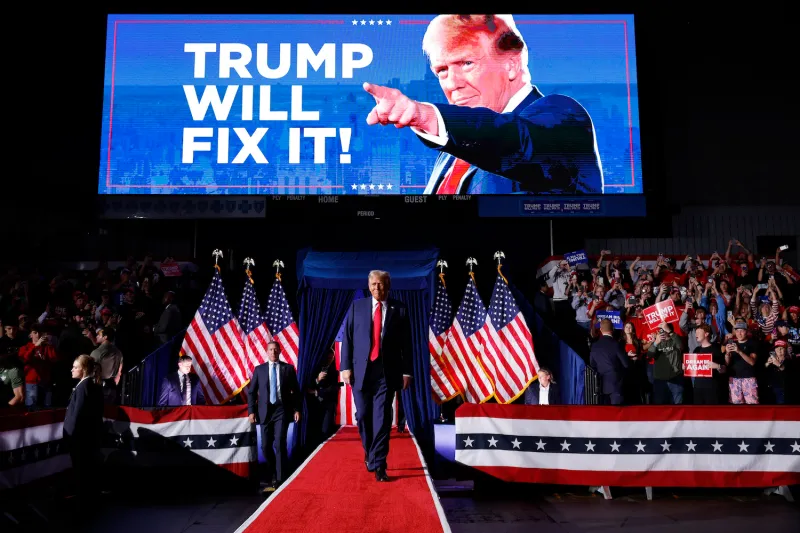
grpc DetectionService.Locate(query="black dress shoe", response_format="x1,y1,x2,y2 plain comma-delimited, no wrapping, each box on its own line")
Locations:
375,468,389,482
365,453,374,472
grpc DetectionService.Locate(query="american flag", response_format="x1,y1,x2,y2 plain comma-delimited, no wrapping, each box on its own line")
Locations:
334,293,398,426
181,270,248,404
238,278,273,376
264,277,299,368
481,274,539,404
441,277,494,403
456,403,800,488
429,275,461,402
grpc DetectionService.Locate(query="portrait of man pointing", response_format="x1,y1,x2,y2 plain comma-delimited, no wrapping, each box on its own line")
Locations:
363,14,604,195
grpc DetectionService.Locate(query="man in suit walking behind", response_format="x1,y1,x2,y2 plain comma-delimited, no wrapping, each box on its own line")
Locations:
158,355,206,406
340,270,413,482
589,319,630,405
248,341,300,492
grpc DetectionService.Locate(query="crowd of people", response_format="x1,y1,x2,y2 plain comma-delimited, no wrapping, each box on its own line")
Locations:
0,256,198,409
538,240,799,405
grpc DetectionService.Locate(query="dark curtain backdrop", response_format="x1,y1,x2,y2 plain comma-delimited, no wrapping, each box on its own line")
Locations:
295,287,357,452
292,248,440,461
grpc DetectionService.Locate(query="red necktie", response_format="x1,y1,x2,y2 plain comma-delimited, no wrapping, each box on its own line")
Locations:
436,158,471,194
370,303,382,362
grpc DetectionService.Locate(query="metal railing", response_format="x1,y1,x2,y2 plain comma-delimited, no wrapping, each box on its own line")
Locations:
120,330,186,407
584,366,601,405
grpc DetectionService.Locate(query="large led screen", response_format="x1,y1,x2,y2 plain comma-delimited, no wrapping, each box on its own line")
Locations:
99,14,643,195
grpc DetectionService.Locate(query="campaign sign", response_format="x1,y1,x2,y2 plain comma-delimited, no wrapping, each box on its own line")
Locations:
565,250,589,266
643,299,679,331
683,353,713,378
595,310,623,329
160,262,183,277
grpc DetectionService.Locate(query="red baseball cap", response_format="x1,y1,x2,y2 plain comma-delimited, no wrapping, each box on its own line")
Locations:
788,306,800,314
773,339,787,348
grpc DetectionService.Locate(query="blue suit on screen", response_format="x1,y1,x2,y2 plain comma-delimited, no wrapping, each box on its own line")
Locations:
340,297,413,472
419,86,603,194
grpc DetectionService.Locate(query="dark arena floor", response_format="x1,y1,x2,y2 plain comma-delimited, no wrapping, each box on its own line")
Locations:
4,478,797,533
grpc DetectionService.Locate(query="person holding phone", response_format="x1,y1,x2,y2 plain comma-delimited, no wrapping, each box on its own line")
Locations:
692,324,726,405
647,322,686,405
764,340,789,405
725,321,759,404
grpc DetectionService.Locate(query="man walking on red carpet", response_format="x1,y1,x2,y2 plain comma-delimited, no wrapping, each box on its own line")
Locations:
340,270,413,482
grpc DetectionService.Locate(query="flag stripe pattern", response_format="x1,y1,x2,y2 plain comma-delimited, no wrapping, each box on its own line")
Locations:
264,277,299,368
456,403,800,488
480,274,539,404
181,270,248,404
441,278,494,403
429,275,460,402
238,279,273,376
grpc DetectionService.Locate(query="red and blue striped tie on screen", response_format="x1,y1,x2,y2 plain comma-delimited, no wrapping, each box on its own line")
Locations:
436,158,471,194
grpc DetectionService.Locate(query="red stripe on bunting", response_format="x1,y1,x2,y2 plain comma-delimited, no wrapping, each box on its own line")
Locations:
473,466,800,488
457,403,800,422
0,409,66,432
102,405,249,424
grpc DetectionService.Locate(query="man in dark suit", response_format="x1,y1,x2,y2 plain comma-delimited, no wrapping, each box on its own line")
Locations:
340,271,412,482
153,291,182,346
248,341,300,491
589,319,630,405
363,14,603,195
157,355,206,407
523,368,561,405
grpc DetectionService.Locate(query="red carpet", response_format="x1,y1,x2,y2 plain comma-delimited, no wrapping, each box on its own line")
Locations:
236,427,450,533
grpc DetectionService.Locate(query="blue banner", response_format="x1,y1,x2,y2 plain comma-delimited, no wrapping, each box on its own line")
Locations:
564,250,588,266
595,310,623,329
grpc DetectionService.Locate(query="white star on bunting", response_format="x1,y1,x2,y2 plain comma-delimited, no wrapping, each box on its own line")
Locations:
369,184,375,190
230,436,239,446
351,184,357,190
511,438,521,449
712,441,723,452
686,441,697,451
352,20,358,25
183,438,193,448
764,441,775,452
386,183,393,190
360,184,367,190
610,441,621,452
360,20,366,25
560,440,571,451
791,441,800,453
386,20,392,25
378,184,384,190
535,439,546,450
635,441,646,452
738,441,749,453
661,441,671,452
369,20,375,25
488,436,498,448
377,20,383,25
207,437,217,448
585,441,596,452
463,436,474,447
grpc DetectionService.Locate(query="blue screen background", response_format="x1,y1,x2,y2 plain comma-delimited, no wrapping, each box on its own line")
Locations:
99,14,642,195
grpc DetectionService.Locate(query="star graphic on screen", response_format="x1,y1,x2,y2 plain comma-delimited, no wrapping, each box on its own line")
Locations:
488,436,498,448
712,441,723,452
738,441,749,453
230,436,239,446
764,441,775,452
360,184,367,190
360,20,366,25
351,183,358,190
386,184,393,190
686,440,697,451
661,441,671,452
207,437,217,448
511,438,521,449
463,436,474,447
377,19,384,25
560,440,571,451
352,20,358,25
183,438,193,448
585,441,596,452
535,439,546,450
369,19,375,25
610,441,621,452
635,441,646,452
369,184,375,190
378,184,384,190
385,20,392,25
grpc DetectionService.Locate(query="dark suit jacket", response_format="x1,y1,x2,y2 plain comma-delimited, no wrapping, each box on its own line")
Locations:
523,381,562,405
340,297,413,392
315,360,341,405
419,86,603,194
247,361,300,424
158,372,206,407
63,378,104,446
589,335,630,395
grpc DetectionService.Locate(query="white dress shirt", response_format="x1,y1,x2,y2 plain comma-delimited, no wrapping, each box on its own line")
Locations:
411,84,534,147
178,370,190,391
539,384,550,405
267,360,282,401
